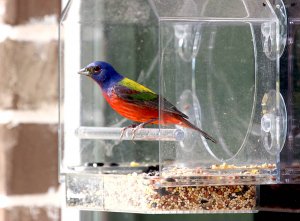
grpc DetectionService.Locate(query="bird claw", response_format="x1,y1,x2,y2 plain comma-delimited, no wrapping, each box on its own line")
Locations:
120,128,126,140
131,125,142,140
120,119,157,141
120,123,144,141
131,119,157,140
120,124,137,140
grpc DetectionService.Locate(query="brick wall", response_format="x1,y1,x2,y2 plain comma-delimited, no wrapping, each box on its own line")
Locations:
0,0,61,221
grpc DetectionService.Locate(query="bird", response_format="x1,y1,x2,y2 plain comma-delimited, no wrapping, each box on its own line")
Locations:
78,61,217,143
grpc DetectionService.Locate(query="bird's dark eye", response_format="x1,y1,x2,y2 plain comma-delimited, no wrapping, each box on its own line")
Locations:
94,66,101,72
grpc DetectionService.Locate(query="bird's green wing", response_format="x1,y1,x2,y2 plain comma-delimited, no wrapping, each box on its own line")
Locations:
114,78,188,119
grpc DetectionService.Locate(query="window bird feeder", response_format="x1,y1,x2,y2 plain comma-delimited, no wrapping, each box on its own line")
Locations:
59,0,288,213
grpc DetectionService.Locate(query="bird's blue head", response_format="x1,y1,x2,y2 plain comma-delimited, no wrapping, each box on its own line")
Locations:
78,61,124,91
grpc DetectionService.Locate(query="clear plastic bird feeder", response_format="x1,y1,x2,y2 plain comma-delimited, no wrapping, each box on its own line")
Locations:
59,0,287,213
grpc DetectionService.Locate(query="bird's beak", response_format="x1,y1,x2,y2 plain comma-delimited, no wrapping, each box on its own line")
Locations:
78,68,90,76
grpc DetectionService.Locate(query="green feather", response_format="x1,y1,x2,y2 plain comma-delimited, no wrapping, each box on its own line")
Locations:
115,77,188,118
118,78,157,101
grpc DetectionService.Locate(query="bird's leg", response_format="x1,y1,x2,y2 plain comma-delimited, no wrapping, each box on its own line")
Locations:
120,123,138,140
131,119,158,140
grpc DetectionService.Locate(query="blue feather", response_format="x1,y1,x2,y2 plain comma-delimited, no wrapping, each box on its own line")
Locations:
87,61,124,91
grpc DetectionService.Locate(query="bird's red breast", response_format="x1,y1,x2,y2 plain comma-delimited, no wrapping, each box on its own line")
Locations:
102,91,183,126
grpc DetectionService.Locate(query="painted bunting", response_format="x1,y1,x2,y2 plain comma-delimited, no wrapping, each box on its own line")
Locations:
78,61,217,143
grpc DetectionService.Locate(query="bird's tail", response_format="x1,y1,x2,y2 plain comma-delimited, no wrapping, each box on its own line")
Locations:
178,117,217,144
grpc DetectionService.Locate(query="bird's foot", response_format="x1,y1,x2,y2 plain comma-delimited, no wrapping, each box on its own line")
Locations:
120,119,158,141
131,119,158,140
120,124,138,140
131,123,144,140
